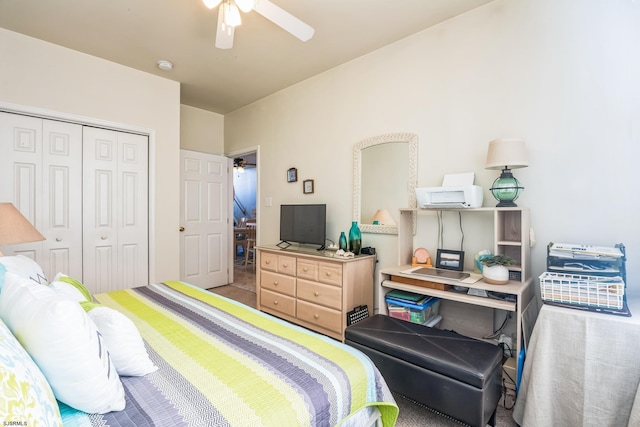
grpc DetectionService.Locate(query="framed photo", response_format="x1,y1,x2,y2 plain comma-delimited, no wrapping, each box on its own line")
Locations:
303,179,314,194
287,168,297,183
436,249,465,271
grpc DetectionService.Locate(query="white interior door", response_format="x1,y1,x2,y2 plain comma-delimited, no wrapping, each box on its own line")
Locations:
180,150,231,288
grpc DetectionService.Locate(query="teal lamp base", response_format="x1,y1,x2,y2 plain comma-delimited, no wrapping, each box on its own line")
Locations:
490,169,524,207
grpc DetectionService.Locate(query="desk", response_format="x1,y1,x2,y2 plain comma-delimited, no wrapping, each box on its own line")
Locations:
513,297,640,426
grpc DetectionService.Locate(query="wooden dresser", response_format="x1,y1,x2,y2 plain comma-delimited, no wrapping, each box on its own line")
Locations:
256,246,375,341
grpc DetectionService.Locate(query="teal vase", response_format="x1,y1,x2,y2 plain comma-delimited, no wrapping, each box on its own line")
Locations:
339,232,348,251
348,221,361,255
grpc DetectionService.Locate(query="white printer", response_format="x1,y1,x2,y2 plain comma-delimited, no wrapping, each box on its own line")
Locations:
415,173,483,209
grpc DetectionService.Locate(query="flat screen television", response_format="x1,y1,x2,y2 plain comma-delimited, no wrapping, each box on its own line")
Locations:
279,204,326,249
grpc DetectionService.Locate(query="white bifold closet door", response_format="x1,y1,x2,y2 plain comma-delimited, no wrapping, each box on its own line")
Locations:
0,112,83,279
82,127,149,293
0,112,149,293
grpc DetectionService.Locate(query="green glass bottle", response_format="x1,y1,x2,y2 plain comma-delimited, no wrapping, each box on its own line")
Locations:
339,232,348,251
348,221,361,255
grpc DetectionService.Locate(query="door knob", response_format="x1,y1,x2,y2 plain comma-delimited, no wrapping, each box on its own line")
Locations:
179,226,185,232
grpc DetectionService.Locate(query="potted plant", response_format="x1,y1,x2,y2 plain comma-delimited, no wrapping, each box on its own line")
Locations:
480,255,515,285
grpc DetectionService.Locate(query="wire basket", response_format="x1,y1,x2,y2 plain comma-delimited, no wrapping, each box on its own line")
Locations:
539,272,625,310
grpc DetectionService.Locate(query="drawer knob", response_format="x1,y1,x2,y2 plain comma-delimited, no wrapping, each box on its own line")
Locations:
274,300,279,305
273,281,278,286
303,267,308,272
265,260,271,264
314,314,319,319
325,272,331,277
314,292,319,297
283,263,288,268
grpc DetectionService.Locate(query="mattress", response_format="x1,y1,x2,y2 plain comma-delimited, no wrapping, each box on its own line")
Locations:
58,281,398,426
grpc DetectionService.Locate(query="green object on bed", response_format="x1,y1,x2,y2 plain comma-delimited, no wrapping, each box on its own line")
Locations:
60,281,398,426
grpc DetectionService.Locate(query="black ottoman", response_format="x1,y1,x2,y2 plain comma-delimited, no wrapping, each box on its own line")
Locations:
345,314,503,427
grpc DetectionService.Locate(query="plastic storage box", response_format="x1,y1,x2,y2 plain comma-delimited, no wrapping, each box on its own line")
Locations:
386,294,440,324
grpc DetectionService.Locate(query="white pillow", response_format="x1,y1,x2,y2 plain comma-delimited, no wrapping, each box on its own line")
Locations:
82,302,157,377
50,272,92,303
0,272,125,414
0,318,63,426
0,255,47,291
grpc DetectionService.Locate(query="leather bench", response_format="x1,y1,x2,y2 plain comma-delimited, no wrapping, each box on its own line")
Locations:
345,314,503,427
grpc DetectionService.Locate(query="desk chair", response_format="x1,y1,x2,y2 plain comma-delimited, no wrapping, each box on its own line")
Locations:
244,221,256,269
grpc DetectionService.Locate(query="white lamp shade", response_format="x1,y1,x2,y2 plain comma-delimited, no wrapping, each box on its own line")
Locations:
485,138,529,170
371,209,396,226
0,203,45,247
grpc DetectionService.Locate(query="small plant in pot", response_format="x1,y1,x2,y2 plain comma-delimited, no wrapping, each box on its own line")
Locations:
480,255,515,285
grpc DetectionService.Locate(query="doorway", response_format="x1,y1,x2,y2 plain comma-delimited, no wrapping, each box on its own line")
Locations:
229,148,258,286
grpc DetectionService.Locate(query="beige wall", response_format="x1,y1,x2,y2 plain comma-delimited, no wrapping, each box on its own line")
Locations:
0,28,181,283
225,0,640,297
180,104,224,153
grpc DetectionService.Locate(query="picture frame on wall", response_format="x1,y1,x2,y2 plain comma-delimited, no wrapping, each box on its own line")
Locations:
303,179,314,194
287,168,297,182
436,249,464,271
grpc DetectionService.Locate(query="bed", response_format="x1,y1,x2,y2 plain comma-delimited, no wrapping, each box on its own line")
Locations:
0,258,398,427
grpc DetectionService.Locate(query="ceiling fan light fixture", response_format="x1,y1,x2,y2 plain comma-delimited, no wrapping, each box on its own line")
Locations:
224,1,242,27
234,0,254,13
203,0,222,9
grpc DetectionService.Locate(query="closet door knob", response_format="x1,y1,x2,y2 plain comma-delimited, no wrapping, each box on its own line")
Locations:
101,235,107,240
56,237,62,242
179,226,185,232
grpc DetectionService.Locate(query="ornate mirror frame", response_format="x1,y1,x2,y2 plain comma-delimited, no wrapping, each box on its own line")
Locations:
353,133,418,235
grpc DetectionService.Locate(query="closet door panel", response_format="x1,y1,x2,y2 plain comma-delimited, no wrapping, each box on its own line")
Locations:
0,112,44,263
42,119,82,278
83,127,118,293
118,132,148,288
83,127,148,293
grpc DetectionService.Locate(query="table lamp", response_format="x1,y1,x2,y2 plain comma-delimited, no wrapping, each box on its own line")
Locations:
485,138,529,207
371,209,396,226
0,202,45,256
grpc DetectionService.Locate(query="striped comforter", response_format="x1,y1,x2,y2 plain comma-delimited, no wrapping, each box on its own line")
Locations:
59,281,398,426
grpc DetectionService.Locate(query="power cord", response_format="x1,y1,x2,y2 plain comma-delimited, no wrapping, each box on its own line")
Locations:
483,312,512,340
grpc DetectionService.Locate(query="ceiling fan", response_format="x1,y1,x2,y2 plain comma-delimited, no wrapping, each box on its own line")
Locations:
202,0,315,49
233,157,256,172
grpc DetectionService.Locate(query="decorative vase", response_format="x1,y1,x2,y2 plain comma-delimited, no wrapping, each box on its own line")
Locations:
482,265,510,285
348,221,361,255
338,232,348,251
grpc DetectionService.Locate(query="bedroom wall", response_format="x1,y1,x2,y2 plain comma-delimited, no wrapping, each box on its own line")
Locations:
0,27,181,283
225,0,640,301
180,104,224,154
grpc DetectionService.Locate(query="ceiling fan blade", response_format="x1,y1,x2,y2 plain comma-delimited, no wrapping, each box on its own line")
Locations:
253,0,314,42
215,7,235,49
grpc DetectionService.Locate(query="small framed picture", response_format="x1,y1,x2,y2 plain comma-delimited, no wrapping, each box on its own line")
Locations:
303,179,314,194
287,168,297,183
436,249,465,271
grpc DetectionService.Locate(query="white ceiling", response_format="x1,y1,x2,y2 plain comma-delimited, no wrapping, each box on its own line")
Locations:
0,0,493,114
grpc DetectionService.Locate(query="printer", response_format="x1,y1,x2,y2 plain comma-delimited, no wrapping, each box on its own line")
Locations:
416,172,483,209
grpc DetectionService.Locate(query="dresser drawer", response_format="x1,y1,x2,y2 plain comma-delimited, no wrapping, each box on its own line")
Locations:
318,262,343,287
278,255,297,276
297,300,342,334
261,289,296,317
260,251,278,272
260,271,296,297
297,259,318,281
297,279,342,310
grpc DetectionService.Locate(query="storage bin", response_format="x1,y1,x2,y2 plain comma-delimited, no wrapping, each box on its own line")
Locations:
386,295,440,324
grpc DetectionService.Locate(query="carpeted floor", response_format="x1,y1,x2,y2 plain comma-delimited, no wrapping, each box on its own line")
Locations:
208,264,518,427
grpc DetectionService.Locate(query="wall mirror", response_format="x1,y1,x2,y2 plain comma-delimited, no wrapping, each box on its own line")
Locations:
353,133,418,234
